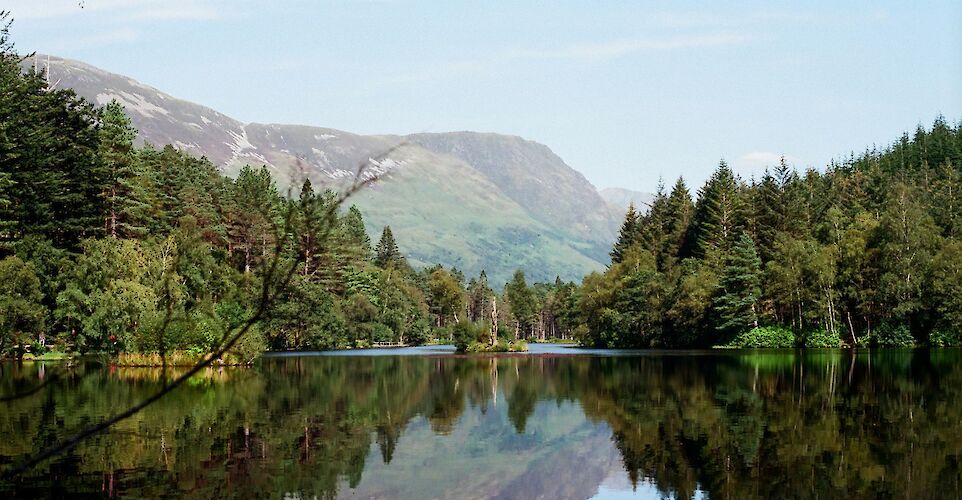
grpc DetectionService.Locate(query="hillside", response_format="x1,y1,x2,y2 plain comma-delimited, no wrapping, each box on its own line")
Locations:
26,55,618,283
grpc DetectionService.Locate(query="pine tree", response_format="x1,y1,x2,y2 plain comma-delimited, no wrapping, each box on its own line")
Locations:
637,180,669,253
689,161,745,258
467,270,494,323
0,34,107,248
99,99,149,238
297,179,319,275
712,233,762,338
342,205,372,262
229,166,279,273
931,161,961,237
660,177,694,271
504,269,535,338
610,203,639,264
374,226,404,269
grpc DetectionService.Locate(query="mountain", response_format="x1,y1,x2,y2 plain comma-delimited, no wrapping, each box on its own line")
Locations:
26,55,619,283
599,187,655,214
407,132,618,260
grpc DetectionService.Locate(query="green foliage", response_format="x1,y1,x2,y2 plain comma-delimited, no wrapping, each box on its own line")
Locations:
3,19,962,356
871,322,916,348
453,320,493,352
464,338,527,353
0,26,481,359
690,161,745,256
0,256,46,358
427,267,466,326
713,233,762,338
0,40,106,248
610,203,639,264
504,269,536,337
374,225,404,269
929,328,962,347
580,119,962,349
723,326,795,348
802,329,843,348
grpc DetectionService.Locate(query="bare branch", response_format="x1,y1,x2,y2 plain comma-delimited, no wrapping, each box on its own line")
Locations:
0,143,404,479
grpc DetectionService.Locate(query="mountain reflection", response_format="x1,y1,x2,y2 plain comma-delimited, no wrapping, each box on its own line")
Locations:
1,350,961,498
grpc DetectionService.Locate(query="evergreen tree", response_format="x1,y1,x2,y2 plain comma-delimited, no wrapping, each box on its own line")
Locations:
712,233,762,338
374,225,404,269
659,177,694,271
467,270,494,323
229,166,278,273
0,35,107,248
931,240,962,331
99,99,145,238
342,205,372,262
931,161,961,237
689,161,745,258
504,269,536,338
637,180,669,254
610,203,639,264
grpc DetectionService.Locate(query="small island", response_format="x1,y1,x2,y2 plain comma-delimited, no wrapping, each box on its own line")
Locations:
452,321,528,353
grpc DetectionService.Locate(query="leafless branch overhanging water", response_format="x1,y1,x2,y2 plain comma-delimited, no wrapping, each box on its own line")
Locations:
0,143,405,479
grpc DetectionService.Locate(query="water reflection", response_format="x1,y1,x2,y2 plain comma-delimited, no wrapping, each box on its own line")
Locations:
1,349,961,498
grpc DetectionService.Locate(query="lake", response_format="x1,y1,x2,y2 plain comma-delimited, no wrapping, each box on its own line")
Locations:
1,345,961,498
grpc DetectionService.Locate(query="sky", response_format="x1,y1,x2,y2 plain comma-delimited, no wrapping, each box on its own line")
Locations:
5,0,962,192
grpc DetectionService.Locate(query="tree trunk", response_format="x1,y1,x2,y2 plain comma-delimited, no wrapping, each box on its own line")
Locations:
847,312,858,346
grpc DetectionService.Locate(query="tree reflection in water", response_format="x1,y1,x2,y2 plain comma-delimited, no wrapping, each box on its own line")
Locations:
1,349,961,498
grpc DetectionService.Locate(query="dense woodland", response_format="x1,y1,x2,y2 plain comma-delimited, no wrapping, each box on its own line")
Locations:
588,117,962,348
2,15,962,359
0,21,551,360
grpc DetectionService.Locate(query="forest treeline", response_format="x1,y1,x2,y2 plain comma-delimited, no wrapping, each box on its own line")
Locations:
586,117,962,348
3,15,962,357
0,21,557,360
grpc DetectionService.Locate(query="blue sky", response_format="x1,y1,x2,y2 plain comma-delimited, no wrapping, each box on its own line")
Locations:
6,1,962,192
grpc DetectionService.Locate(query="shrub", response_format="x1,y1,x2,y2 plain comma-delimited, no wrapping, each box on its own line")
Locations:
371,322,394,343
224,323,266,364
803,329,843,348
453,321,492,352
461,337,527,353
401,318,430,346
723,326,795,348
510,340,528,352
930,328,962,347
872,322,915,347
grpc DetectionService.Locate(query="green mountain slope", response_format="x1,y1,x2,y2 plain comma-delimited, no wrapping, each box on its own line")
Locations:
26,55,614,283
353,147,604,283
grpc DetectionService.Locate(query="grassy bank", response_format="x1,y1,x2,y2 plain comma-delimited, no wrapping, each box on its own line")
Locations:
114,351,256,367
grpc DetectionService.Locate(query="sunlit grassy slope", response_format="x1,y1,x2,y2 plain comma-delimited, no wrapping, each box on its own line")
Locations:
352,148,605,285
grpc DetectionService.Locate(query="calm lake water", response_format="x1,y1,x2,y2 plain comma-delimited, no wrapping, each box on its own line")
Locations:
1,345,961,498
